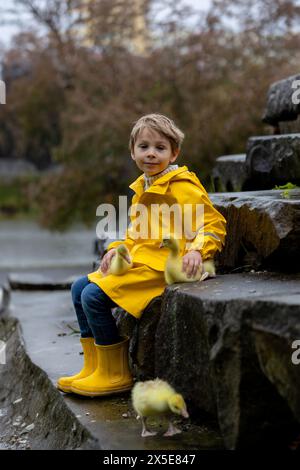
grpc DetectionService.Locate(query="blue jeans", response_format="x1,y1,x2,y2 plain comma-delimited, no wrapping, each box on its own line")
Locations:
71,276,120,345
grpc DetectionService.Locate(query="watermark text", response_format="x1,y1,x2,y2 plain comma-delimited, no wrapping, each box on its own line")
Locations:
291,79,300,105
291,340,300,365
95,196,207,248
0,340,6,365
0,80,6,104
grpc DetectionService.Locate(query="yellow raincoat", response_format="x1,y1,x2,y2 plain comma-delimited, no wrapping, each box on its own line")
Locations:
88,165,226,318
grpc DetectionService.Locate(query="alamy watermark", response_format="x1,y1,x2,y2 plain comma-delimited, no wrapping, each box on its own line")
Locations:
291,79,300,105
95,196,218,249
0,80,5,104
0,340,6,365
291,340,300,365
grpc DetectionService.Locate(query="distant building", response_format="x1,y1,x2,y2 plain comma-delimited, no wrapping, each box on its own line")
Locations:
74,0,151,56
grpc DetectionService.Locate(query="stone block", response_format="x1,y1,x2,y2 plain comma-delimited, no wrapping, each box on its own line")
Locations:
262,74,300,126
210,190,300,271
246,134,300,189
212,154,248,192
154,273,300,449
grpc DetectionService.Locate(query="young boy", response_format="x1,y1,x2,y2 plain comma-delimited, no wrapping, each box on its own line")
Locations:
57,113,226,397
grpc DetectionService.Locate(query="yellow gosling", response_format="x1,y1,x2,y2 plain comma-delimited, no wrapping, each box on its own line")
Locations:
159,235,215,285
202,258,216,278
132,378,189,437
100,244,133,276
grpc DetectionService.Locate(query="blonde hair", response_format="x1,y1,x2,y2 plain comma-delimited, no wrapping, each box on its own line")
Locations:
129,113,185,155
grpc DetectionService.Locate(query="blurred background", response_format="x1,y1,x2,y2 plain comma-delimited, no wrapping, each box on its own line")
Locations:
0,0,300,277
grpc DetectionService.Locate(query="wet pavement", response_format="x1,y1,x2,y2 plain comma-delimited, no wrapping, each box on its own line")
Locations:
8,283,223,450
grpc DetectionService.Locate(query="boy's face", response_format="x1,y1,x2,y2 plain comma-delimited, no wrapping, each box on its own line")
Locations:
131,127,179,176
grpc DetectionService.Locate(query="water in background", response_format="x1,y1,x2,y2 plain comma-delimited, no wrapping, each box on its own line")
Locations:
0,219,97,269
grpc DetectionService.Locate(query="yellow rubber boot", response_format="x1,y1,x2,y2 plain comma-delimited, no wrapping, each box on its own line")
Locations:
57,337,97,393
70,337,133,396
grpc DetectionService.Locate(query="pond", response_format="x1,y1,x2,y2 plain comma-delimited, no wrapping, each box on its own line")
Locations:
0,219,97,271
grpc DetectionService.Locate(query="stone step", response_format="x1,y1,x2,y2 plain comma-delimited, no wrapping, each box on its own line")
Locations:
246,133,300,188
209,189,300,271
262,74,300,126
212,154,248,192
116,272,300,449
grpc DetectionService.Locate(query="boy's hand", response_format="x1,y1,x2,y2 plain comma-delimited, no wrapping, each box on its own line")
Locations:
99,248,116,274
182,250,202,278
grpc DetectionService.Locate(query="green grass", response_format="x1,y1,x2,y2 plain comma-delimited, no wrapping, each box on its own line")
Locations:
272,182,300,199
